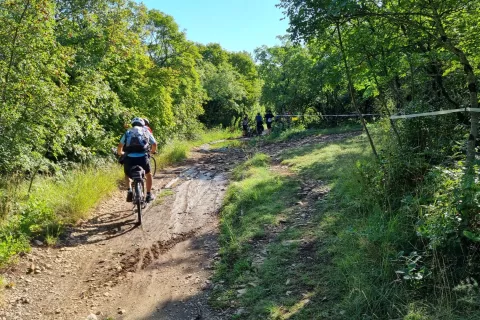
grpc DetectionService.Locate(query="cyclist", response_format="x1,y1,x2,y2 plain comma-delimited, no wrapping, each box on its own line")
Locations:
241,115,249,137
255,112,264,135
117,118,157,203
143,118,153,134
265,110,274,134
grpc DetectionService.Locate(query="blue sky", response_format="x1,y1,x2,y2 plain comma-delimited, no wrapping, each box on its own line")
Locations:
137,0,289,54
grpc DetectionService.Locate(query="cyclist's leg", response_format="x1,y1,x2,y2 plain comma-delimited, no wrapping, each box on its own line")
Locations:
123,157,134,202
146,172,153,193
139,154,154,201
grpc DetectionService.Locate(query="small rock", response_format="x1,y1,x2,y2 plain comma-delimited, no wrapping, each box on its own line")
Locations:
85,314,98,320
237,288,247,296
33,240,44,246
118,309,126,315
20,297,30,304
235,308,246,316
27,263,35,274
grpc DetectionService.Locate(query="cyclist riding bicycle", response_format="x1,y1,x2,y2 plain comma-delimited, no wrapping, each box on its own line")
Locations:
143,118,153,134
117,117,157,203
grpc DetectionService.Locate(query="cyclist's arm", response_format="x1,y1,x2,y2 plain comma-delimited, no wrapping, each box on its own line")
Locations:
117,143,124,155
149,135,157,154
118,134,126,155
150,142,157,154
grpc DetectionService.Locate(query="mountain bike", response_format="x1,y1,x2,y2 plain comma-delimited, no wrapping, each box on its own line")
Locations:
129,165,146,225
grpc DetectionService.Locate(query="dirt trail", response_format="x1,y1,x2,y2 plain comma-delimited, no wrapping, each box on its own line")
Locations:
0,143,246,320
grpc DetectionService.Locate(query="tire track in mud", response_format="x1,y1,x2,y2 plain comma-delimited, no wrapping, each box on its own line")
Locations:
120,228,201,274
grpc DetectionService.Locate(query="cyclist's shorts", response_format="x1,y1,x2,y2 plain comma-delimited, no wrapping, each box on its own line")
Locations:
124,155,150,177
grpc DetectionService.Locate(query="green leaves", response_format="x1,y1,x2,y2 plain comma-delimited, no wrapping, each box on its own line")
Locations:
197,45,261,127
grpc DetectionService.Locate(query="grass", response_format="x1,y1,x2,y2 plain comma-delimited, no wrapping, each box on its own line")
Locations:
213,153,302,312
29,166,123,223
152,189,175,206
217,123,480,319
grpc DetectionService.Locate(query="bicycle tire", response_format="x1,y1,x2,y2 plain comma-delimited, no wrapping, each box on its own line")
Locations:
150,156,156,177
135,181,143,225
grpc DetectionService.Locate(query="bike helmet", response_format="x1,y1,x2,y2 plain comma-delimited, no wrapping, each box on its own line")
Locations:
143,118,150,126
131,117,145,127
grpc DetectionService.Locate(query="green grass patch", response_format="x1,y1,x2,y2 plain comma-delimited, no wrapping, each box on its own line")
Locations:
214,153,300,287
152,189,175,206
29,166,123,223
209,139,242,149
0,164,123,266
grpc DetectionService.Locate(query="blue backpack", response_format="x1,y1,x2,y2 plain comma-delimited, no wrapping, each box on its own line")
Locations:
124,127,149,153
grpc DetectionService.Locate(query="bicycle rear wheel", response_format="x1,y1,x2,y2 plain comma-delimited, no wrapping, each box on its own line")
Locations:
135,181,143,225
150,156,157,177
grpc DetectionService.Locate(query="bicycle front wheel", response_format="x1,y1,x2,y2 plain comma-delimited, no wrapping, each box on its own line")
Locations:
135,181,143,225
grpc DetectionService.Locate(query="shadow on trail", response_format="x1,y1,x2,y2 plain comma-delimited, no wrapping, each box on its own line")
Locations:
61,216,139,246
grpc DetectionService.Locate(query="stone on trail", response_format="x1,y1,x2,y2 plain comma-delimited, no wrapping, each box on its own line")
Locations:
85,314,98,320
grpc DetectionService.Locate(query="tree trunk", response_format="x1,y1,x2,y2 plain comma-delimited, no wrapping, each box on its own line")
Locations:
336,21,379,159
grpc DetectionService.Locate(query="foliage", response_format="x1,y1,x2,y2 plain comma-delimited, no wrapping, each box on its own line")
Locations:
198,44,262,127
0,0,259,174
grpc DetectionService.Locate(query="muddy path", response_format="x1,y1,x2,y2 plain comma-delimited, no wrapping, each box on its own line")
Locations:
0,143,246,320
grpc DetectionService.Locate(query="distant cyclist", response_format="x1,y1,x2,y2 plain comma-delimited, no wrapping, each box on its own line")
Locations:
265,110,274,134
242,115,249,136
117,118,157,203
255,112,264,135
